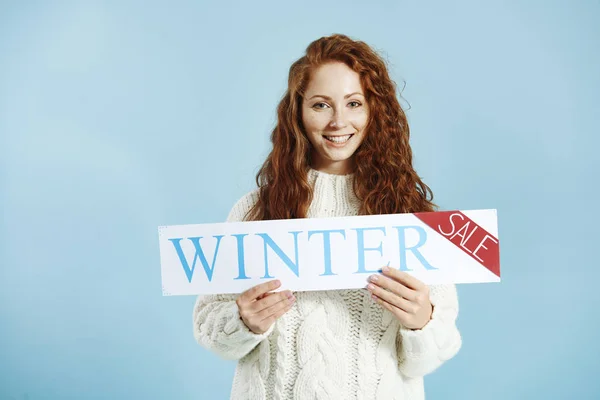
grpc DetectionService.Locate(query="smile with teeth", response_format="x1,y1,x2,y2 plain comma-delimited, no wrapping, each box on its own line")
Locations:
324,134,353,143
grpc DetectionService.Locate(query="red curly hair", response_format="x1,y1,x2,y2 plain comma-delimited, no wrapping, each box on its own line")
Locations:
247,33,435,221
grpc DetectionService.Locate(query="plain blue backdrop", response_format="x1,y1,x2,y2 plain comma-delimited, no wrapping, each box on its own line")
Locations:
1,1,599,399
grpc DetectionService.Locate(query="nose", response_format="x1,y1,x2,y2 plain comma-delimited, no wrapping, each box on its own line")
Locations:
329,109,348,129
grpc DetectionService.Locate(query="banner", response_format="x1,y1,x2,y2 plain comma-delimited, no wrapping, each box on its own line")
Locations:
158,209,500,296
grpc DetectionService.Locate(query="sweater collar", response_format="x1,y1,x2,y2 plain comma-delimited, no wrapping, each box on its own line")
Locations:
307,167,354,181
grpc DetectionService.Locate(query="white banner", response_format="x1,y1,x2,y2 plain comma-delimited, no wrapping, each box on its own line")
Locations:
158,209,500,296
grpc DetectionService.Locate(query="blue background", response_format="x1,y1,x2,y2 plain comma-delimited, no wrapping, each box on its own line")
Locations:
1,1,598,399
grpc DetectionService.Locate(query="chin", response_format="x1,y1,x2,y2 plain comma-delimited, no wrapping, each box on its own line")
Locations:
324,150,358,164
333,145,360,156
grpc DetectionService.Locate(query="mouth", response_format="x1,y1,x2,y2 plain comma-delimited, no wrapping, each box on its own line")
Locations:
323,134,354,144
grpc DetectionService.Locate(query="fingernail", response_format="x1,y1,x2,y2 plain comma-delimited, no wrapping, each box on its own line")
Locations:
367,284,375,291
382,266,390,273
369,275,378,282
286,291,293,298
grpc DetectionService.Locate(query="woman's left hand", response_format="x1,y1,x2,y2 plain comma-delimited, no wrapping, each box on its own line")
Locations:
367,265,433,330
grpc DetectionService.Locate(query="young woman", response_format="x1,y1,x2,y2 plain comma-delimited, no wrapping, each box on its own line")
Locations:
193,34,462,400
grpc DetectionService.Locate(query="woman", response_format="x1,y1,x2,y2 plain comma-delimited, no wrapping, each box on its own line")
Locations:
193,33,462,400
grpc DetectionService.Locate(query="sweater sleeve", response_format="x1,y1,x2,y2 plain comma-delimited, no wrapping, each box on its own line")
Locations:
396,283,462,378
192,190,274,360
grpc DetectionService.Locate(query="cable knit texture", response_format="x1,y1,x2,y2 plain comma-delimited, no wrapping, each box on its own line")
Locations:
192,169,462,400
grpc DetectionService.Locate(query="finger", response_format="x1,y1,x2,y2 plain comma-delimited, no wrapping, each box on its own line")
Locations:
367,283,417,314
369,274,417,301
260,304,293,331
372,293,411,323
257,294,295,322
252,290,293,313
239,280,281,303
257,291,277,300
381,266,426,291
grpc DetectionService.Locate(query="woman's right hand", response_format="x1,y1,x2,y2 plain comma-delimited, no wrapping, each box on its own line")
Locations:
236,279,296,334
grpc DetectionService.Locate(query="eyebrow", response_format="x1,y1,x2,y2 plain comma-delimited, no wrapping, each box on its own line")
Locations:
308,92,364,100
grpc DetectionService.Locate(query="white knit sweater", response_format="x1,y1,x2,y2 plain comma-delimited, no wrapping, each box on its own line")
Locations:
193,169,462,400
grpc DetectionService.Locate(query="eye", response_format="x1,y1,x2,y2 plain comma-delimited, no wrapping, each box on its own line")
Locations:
348,101,362,108
312,102,329,109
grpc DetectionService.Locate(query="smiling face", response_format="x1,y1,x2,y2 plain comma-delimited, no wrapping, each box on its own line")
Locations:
301,62,369,175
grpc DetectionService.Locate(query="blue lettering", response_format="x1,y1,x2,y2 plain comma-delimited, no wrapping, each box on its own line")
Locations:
232,234,250,280
393,226,437,271
353,227,386,274
168,236,224,282
308,229,346,276
256,232,302,278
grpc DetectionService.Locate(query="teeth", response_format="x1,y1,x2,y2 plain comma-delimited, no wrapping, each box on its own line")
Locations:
325,134,352,143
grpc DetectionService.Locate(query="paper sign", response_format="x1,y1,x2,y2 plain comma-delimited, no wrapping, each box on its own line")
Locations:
158,209,500,296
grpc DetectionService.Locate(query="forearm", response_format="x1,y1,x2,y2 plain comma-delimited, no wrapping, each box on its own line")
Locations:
397,284,462,378
192,293,273,360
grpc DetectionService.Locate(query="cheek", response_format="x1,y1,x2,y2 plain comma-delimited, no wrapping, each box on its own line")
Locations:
303,112,328,134
351,110,369,131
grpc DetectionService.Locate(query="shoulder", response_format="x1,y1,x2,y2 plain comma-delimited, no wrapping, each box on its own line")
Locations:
226,188,260,222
